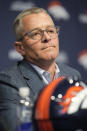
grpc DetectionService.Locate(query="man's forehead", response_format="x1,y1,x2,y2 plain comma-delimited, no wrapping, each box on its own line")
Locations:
22,12,53,22
22,13,54,30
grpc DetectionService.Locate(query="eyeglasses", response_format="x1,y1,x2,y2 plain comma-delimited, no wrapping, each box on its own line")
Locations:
20,26,60,41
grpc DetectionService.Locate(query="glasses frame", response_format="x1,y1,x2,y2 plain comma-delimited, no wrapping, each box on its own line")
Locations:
19,25,60,41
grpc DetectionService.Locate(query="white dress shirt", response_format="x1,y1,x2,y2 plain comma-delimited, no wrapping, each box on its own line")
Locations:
30,63,60,85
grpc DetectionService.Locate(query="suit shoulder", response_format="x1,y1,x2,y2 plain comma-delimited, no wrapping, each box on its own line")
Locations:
0,60,27,89
0,63,17,77
0,62,20,84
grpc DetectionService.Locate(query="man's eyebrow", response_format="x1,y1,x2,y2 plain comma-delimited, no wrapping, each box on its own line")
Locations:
30,28,41,32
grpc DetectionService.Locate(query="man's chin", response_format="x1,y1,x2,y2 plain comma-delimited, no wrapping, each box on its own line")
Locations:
43,55,57,61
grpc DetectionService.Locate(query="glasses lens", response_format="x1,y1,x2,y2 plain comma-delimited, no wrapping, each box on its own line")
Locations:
47,26,57,35
30,30,42,40
46,26,59,38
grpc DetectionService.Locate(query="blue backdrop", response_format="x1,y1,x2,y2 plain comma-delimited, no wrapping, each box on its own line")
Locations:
0,0,87,82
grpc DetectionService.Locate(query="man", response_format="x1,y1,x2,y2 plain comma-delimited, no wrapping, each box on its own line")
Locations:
0,7,81,131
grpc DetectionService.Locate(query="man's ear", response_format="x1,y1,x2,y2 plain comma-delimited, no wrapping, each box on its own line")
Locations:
14,41,25,56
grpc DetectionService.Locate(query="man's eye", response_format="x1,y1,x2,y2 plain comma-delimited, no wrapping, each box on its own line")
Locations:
48,29,55,33
32,32,40,36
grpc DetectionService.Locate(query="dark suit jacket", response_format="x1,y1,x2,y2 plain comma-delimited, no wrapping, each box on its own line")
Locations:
0,59,81,131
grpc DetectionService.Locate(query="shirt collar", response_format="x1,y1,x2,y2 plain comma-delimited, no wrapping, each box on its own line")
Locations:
30,63,60,76
30,63,60,85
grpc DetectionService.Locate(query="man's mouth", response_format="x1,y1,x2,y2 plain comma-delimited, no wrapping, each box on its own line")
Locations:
42,45,55,50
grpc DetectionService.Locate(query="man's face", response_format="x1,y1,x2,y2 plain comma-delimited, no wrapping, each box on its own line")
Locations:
20,12,59,64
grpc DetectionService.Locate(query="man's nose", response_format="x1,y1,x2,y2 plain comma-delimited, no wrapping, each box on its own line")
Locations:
41,31,51,42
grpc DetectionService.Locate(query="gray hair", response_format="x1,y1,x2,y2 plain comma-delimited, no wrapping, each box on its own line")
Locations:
13,7,48,41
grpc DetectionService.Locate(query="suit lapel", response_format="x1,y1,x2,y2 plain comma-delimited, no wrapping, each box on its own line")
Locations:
18,59,45,100
57,62,71,77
